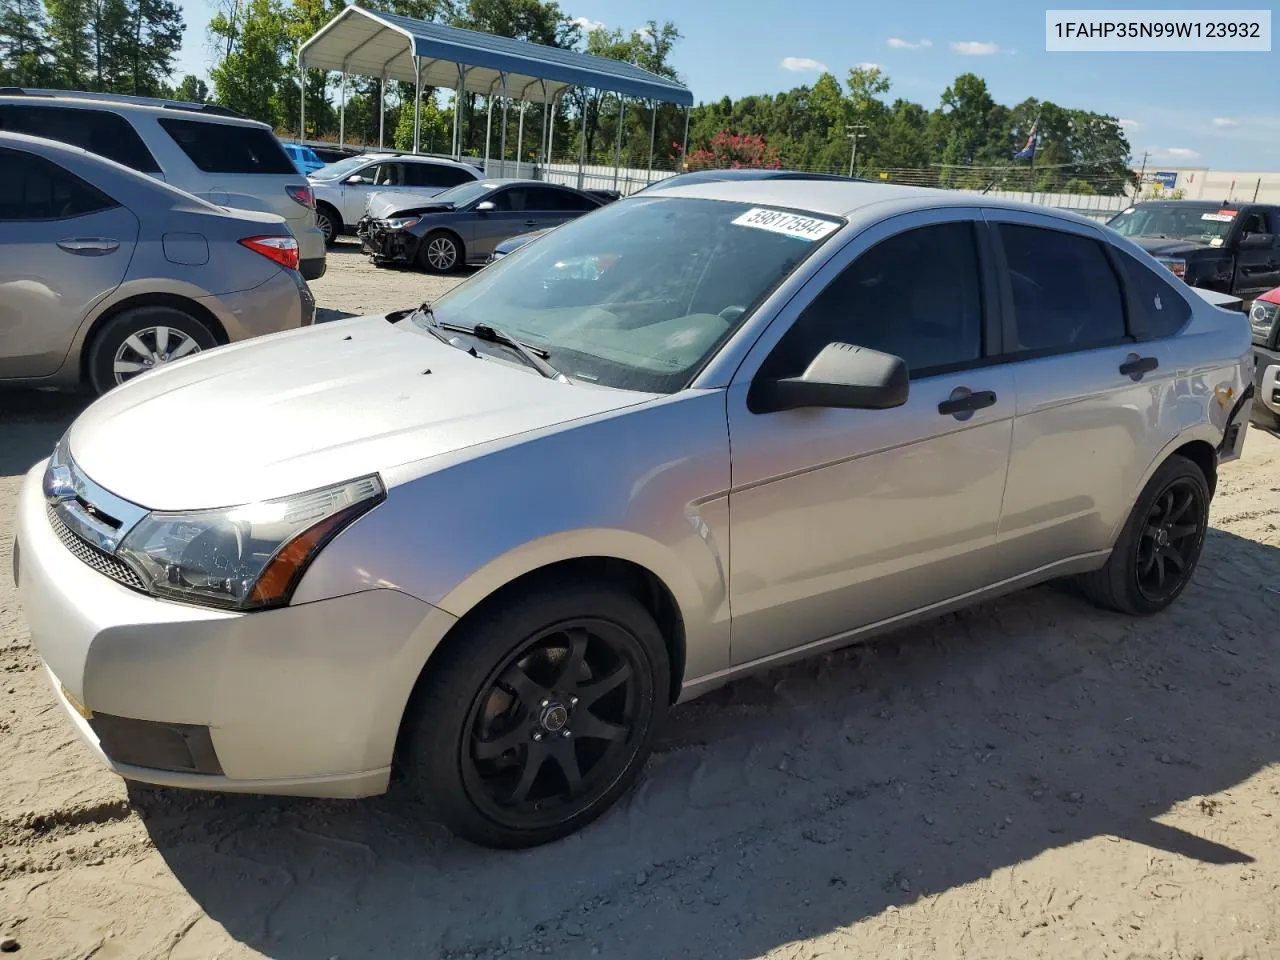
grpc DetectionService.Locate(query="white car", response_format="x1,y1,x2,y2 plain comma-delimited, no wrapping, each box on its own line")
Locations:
0,88,328,280
14,181,1255,850
308,153,481,244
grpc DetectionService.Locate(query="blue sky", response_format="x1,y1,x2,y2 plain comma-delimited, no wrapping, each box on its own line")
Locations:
172,0,1279,170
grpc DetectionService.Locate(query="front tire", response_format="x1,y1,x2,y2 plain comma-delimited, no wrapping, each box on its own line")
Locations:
418,230,461,274
401,583,670,849
85,306,218,396
1077,454,1210,615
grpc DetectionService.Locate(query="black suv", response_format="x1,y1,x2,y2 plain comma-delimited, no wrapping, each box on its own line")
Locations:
1106,200,1280,304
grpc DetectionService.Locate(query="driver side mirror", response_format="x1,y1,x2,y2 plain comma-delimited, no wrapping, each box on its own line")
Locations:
1239,232,1275,249
344,174,371,185
749,343,909,414
475,200,497,212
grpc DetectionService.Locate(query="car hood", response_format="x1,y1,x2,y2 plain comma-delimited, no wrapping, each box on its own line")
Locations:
67,315,657,511
1130,236,1216,258
495,228,550,254
365,190,448,220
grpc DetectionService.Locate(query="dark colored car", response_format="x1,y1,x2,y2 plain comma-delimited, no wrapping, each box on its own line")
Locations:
485,168,870,264
1106,201,1280,303
359,179,606,273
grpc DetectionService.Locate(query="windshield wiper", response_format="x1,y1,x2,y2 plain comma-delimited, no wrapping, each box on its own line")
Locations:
411,305,568,381
411,302,454,346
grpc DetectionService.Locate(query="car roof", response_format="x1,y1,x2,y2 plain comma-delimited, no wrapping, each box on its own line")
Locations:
349,152,478,170
646,178,1105,227
0,88,272,128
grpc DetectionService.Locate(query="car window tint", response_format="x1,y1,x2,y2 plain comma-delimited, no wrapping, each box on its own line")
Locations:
372,163,403,186
998,224,1126,353
0,147,118,221
0,104,160,173
405,162,473,188
157,118,296,174
1115,250,1192,340
524,187,592,212
495,188,535,212
1239,211,1267,235
762,222,984,380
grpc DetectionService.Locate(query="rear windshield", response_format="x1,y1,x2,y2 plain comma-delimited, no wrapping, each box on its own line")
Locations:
158,118,296,175
0,104,161,173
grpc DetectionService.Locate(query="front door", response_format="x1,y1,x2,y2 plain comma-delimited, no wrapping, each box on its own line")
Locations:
1232,208,1280,302
726,211,1015,665
340,161,400,224
468,186,544,260
984,212,1175,580
0,147,138,379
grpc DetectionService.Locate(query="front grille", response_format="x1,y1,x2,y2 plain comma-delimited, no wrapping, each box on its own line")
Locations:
46,505,145,591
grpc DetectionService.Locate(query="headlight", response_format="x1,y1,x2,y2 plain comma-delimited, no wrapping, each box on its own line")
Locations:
1156,257,1186,279
1250,299,1278,329
386,216,421,231
116,475,385,610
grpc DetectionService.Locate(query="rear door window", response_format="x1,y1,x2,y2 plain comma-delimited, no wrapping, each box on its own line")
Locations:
0,147,118,220
0,104,160,173
157,118,296,174
997,224,1128,354
405,162,475,189
528,187,597,212
1114,250,1192,340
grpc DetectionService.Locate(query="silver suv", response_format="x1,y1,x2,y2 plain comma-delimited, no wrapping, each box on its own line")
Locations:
0,132,315,394
0,89,327,280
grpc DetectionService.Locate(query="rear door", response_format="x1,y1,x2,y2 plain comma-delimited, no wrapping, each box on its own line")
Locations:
0,147,138,378
527,186,600,230
1231,207,1280,302
985,211,1175,581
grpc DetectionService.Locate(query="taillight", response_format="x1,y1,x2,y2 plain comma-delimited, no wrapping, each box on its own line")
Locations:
240,235,299,271
286,184,314,209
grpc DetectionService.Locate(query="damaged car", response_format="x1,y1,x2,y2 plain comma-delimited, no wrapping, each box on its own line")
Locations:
359,179,606,273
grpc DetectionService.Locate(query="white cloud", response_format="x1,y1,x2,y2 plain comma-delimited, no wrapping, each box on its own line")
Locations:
1165,147,1200,159
635,24,653,38
887,37,932,49
780,56,829,72
1212,117,1237,128
855,62,882,71
951,40,1001,55
571,15,604,31
1118,117,1140,129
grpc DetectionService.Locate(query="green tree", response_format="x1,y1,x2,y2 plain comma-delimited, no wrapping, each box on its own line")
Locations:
209,0,291,124
120,0,184,95
44,0,93,87
175,73,209,102
394,89,451,151
0,0,53,85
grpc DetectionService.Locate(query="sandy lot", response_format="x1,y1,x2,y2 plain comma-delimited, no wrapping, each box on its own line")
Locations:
2,247,1280,959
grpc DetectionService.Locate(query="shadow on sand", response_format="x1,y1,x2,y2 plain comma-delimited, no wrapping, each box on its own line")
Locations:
125,525,1280,959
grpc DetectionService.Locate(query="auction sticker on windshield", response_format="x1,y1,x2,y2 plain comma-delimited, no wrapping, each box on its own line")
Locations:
1202,212,1237,222
732,208,841,241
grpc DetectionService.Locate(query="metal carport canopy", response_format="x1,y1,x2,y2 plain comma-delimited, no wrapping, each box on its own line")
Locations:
299,7,694,107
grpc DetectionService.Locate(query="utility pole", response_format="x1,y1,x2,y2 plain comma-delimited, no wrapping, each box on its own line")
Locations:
1135,151,1149,200
846,124,867,177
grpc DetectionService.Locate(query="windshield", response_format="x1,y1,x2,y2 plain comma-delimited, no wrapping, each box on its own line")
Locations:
415,196,843,393
1107,204,1236,243
310,156,369,181
432,180,499,207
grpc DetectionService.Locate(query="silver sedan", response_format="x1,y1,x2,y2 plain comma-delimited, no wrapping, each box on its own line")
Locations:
14,180,1255,848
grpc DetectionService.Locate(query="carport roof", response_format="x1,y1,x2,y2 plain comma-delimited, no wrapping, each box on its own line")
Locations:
299,7,694,107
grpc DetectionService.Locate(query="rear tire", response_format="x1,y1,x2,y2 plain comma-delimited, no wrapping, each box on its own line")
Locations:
401,583,670,849
418,230,462,274
316,205,340,246
1076,454,1210,615
85,306,218,396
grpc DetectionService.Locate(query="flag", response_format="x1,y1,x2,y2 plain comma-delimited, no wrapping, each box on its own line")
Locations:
1013,122,1038,160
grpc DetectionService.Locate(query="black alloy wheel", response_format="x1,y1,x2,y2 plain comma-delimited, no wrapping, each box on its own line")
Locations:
461,619,644,831
402,584,669,848
1133,477,1206,604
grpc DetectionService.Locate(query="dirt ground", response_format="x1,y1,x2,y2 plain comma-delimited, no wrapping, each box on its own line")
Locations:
2,246,1280,959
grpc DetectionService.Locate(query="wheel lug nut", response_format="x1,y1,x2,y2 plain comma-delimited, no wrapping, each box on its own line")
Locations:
532,731,543,742
540,699,550,708
569,696,579,706
561,730,571,738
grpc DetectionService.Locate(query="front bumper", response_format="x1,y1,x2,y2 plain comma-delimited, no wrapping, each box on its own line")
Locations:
359,217,417,264
13,461,457,798
1254,346,1280,417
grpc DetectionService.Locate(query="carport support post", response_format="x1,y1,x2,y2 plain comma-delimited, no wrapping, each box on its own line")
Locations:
546,93,558,170
537,83,549,174
338,66,347,148
516,101,527,176
451,66,469,161
378,74,386,150
412,56,423,153
484,88,494,175
298,56,306,141
679,106,690,171
577,87,588,190
612,96,625,191
646,99,656,185
499,73,509,177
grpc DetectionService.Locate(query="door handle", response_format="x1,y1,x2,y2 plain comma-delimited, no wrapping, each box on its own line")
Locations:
523,219,538,226
1119,354,1159,379
57,238,120,255
937,389,997,417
